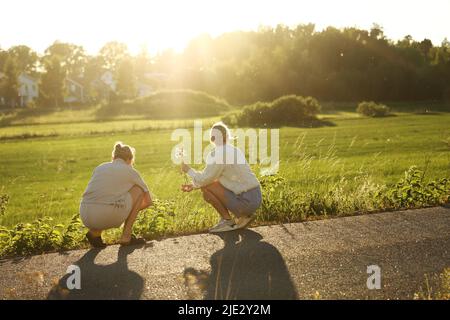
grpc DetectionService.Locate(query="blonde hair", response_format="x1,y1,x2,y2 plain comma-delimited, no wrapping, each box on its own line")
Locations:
112,141,135,163
211,121,232,143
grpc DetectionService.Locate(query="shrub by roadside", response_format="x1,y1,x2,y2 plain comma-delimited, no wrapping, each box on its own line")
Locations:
257,166,449,223
357,101,390,117
222,95,322,127
0,215,86,257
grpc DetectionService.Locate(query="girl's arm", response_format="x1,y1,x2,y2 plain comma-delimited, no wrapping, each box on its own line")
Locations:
182,150,225,188
140,191,153,209
130,167,153,208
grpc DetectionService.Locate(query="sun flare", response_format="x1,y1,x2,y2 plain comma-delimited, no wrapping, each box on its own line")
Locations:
1,0,449,54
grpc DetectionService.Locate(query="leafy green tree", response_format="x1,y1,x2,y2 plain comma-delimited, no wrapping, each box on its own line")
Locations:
134,46,152,80
99,41,129,72
39,56,66,108
4,23,450,106
7,45,38,74
44,41,86,77
418,39,433,59
0,56,20,107
0,49,10,72
156,24,450,104
116,57,136,100
83,55,106,102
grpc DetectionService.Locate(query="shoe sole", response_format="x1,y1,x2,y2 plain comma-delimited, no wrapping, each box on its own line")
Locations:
236,215,256,229
209,225,236,233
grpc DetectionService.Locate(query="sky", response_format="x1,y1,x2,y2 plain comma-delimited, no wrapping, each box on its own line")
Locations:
1,0,449,55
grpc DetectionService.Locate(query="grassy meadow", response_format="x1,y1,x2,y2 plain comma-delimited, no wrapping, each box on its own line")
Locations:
0,106,449,231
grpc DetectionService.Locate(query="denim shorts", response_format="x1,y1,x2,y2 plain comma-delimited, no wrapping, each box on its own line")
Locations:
223,186,262,217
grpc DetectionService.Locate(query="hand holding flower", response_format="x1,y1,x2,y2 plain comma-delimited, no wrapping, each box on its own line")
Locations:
181,184,194,192
181,162,191,173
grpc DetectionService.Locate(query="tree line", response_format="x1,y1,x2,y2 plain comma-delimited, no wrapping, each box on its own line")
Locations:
172,24,450,104
1,24,450,108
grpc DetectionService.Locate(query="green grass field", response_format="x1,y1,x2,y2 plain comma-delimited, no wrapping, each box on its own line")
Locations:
0,108,449,229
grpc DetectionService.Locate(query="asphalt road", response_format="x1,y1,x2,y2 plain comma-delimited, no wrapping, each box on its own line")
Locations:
0,206,449,300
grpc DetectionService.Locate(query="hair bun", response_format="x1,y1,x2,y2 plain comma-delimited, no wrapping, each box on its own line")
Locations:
114,142,124,150
112,141,135,163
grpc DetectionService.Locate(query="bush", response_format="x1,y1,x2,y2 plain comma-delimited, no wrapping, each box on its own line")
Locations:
357,101,390,117
375,166,450,209
132,199,175,238
224,95,322,127
97,89,231,119
256,167,450,224
257,174,380,222
0,200,177,258
0,215,86,257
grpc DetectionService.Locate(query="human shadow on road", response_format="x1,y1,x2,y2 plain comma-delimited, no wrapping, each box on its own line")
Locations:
47,245,144,300
184,229,298,300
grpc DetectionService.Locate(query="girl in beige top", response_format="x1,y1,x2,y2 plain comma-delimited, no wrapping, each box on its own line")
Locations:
80,142,152,247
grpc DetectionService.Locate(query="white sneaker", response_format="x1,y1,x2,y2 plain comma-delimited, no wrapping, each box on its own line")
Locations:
235,215,256,229
209,219,235,233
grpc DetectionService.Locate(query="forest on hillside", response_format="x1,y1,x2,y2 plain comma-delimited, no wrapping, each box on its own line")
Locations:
1,24,450,107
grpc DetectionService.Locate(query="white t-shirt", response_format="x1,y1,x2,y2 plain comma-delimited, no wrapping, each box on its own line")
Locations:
81,158,150,204
188,143,260,194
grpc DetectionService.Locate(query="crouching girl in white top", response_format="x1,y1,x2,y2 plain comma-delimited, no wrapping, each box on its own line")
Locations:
80,142,152,247
181,122,262,233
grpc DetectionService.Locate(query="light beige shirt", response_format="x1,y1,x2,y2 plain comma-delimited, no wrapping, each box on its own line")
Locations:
187,143,260,195
81,158,150,204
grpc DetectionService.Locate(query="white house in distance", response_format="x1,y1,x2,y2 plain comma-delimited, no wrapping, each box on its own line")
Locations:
135,72,168,98
64,77,85,103
89,70,117,102
99,70,159,98
91,70,162,100
137,82,153,97
18,73,39,106
0,72,39,107
144,72,167,82
0,70,169,106
100,71,116,91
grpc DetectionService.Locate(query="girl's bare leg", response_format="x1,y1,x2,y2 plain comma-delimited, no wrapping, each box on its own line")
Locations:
120,185,148,243
201,181,232,220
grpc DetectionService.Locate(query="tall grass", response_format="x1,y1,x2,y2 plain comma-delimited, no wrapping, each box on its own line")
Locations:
414,268,450,300
0,112,449,257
